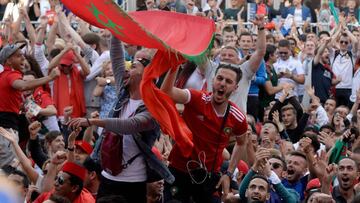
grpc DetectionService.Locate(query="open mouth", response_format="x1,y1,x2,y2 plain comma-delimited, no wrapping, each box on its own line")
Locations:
251,196,261,201
217,89,225,96
341,177,350,183
287,169,295,175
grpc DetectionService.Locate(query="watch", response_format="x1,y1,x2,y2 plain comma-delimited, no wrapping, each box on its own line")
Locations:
106,79,111,85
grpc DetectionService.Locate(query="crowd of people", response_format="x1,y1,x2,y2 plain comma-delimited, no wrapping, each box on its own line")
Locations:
0,0,360,203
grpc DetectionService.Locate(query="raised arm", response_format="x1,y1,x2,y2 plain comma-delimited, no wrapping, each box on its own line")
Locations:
314,37,331,65
0,128,39,184
247,15,267,73
161,68,190,104
12,68,59,91
110,35,125,93
73,48,90,77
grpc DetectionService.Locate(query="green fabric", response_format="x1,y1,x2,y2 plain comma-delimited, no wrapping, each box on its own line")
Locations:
328,139,348,164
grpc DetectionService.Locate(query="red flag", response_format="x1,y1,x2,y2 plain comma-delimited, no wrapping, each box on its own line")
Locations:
60,0,216,157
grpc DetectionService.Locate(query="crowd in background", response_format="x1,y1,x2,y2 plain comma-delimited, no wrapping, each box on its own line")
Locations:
0,0,360,203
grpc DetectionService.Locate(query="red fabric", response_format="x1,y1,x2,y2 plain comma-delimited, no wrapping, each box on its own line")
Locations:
0,66,22,113
53,67,86,118
237,160,249,174
257,3,267,15
169,90,248,172
62,161,87,182
34,189,95,203
60,0,216,157
75,140,93,155
33,86,54,108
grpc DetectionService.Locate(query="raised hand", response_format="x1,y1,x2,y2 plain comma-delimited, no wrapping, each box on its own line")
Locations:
0,127,17,144
49,67,60,79
28,121,42,140
67,127,82,149
51,151,67,165
251,14,265,28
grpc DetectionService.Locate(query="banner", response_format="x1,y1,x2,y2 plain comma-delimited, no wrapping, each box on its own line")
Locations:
60,0,216,156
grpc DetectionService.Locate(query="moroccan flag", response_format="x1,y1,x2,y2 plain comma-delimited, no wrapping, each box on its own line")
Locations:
60,0,216,157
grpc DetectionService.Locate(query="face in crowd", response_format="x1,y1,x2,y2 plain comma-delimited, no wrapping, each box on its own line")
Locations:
212,66,239,105
246,177,270,203
286,154,308,183
337,158,359,191
278,46,291,61
282,108,297,129
238,34,253,52
219,47,240,64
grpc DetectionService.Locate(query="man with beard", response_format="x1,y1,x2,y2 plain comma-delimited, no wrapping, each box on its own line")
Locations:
34,161,95,203
162,61,248,202
245,175,271,203
332,158,359,203
312,37,340,104
282,151,309,201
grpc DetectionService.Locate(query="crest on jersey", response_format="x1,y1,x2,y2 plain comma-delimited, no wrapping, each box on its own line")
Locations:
224,127,232,135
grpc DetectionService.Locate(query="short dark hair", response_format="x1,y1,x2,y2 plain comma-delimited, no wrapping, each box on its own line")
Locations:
264,44,276,62
83,157,102,177
11,169,30,189
318,31,330,38
319,124,335,133
215,63,242,83
278,39,290,48
263,120,279,133
223,26,235,34
49,194,71,203
82,33,100,46
238,31,253,41
289,151,307,161
49,48,61,59
339,157,358,170
302,133,321,152
249,175,270,192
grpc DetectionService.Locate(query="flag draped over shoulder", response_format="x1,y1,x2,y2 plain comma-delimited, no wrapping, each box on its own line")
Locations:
61,0,216,156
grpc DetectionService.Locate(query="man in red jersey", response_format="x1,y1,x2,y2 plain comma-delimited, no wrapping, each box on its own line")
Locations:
162,62,248,202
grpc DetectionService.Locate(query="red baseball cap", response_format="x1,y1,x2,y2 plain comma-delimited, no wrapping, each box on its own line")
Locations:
237,160,249,175
75,141,93,155
62,161,87,182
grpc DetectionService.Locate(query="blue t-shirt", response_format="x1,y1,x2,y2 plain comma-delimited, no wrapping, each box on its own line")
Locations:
281,174,308,201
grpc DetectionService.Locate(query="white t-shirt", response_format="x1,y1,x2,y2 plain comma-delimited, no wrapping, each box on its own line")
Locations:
331,50,354,89
273,57,304,99
101,99,147,182
184,68,206,90
294,8,303,25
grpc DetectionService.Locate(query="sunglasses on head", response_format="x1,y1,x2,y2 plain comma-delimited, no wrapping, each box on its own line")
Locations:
279,52,288,55
340,41,349,45
136,58,151,67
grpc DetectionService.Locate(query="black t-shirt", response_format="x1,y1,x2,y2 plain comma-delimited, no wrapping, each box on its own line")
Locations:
311,61,333,104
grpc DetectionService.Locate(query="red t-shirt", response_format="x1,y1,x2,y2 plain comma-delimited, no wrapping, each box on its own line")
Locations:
34,189,95,203
169,89,248,172
33,86,54,108
0,66,23,113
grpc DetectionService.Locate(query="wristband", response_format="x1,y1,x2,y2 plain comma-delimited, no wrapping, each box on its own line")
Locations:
258,27,265,31
86,118,92,126
67,147,74,152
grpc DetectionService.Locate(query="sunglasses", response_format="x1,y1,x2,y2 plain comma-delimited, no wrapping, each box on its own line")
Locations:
219,62,241,69
278,52,288,55
340,41,349,45
60,64,72,69
135,58,151,67
270,162,282,169
55,175,66,185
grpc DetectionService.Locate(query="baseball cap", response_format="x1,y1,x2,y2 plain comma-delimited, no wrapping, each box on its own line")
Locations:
0,43,26,64
75,140,93,155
